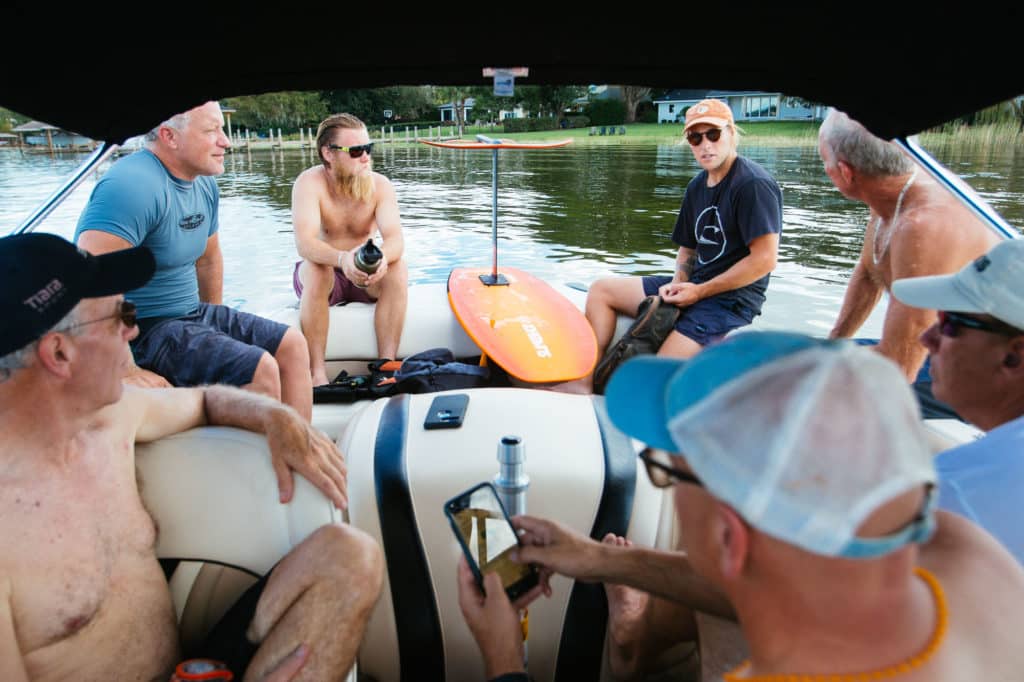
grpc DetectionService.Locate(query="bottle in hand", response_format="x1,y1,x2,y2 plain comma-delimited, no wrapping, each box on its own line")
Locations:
353,239,383,288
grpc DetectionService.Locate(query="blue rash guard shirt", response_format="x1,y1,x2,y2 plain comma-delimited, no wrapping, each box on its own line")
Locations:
74,149,219,319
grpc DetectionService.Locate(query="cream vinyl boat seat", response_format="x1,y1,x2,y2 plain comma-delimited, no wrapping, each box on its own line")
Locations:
136,427,354,678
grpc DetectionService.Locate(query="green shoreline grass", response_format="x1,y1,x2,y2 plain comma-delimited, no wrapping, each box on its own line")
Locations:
367,120,1023,148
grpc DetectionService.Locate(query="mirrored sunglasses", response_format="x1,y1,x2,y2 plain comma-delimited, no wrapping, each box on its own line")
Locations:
328,142,374,158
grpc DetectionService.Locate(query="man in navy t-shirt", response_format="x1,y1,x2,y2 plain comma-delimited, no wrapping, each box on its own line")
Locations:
583,98,782,391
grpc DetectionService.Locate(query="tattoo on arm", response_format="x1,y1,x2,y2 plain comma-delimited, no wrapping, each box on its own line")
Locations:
678,254,696,279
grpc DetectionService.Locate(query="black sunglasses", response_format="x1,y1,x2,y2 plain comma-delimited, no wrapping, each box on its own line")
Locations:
64,300,138,331
638,447,704,489
938,310,1021,338
685,128,723,146
328,142,374,158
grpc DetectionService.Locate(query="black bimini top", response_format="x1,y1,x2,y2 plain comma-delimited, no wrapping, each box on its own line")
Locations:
3,10,1022,145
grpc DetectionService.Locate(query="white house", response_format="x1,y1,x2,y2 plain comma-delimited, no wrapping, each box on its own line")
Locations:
439,99,526,123
654,89,826,124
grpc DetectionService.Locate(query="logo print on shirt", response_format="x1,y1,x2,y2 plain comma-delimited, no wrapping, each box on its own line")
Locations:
973,255,991,272
179,214,205,231
693,206,727,264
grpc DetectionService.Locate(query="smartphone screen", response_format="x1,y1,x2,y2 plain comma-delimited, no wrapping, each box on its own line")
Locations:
444,482,539,600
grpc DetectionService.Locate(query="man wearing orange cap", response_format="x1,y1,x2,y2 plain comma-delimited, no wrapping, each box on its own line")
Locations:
586,98,783,393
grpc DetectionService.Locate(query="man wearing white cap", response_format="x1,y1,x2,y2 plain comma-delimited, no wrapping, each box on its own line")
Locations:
580,98,782,393
462,331,1024,680
892,238,1024,564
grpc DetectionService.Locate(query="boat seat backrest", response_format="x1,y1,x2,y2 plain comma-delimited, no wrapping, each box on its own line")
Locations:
136,427,342,649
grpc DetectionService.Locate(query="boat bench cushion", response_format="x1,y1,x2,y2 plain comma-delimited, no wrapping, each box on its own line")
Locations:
136,426,342,646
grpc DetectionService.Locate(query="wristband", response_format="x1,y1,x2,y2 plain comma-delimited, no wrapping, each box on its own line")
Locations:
338,251,345,269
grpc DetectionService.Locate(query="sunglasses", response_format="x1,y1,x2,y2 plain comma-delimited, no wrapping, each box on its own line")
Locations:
63,300,138,331
638,447,704,489
328,142,374,158
685,128,723,146
937,310,1021,338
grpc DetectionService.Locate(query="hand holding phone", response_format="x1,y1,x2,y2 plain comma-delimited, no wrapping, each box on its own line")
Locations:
443,482,540,600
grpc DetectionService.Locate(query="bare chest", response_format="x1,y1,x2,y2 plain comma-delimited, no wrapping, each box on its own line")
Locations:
318,191,378,247
3,442,162,654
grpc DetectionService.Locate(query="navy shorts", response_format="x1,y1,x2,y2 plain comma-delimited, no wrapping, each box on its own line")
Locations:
131,303,290,387
642,276,757,347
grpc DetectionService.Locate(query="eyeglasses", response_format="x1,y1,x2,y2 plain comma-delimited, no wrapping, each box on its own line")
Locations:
685,128,723,146
638,447,704,489
327,142,374,158
61,300,138,331
937,310,1021,338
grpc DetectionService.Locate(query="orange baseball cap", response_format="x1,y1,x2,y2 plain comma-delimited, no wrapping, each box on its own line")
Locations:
684,99,733,132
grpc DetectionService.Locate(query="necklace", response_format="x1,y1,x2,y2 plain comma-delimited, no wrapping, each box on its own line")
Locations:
871,167,918,266
723,567,948,682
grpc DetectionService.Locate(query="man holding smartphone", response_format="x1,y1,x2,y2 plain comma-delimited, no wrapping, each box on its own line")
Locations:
459,332,1024,680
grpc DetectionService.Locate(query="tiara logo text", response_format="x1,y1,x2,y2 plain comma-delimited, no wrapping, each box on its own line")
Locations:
24,279,66,311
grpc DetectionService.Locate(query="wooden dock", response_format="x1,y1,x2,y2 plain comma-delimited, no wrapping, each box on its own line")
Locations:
225,124,468,153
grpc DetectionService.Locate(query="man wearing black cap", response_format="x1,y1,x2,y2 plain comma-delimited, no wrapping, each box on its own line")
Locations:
0,233,382,681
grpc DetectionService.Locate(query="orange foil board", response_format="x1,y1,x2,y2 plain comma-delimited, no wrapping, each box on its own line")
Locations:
447,267,598,383
419,139,573,150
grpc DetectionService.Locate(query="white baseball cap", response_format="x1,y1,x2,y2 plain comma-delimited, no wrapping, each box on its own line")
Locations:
606,332,937,559
891,238,1024,330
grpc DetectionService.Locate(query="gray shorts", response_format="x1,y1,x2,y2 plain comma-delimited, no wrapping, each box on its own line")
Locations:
131,303,289,387
642,276,757,347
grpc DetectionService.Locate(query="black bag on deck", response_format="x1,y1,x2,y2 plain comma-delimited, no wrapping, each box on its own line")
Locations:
312,349,490,404
389,347,490,394
592,295,681,395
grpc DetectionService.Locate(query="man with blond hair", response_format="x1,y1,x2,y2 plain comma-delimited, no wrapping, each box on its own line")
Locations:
76,100,314,421
818,107,999,381
291,113,408,386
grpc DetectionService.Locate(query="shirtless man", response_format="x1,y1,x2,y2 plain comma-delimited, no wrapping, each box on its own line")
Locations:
458,332,1024,680
291,113,408,386
819,108,999,380
0,233,383,681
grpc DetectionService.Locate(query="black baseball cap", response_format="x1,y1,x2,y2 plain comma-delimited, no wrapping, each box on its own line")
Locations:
0,233,156,356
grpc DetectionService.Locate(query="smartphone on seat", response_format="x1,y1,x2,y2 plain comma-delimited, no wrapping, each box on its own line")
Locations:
443,481,540,600
424,393,470,430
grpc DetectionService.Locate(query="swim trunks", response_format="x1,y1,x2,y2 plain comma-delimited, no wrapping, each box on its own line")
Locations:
132,304,289,387
293,261,376,306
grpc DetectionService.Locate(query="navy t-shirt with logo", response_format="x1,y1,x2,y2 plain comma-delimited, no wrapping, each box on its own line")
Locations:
74,149,219,319
671,155,783,313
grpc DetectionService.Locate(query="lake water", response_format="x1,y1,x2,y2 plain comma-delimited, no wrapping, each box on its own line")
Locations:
3,141,1022,339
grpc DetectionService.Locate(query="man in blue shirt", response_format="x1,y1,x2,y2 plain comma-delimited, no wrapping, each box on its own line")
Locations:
75,101,314,420
892,238,1024,564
